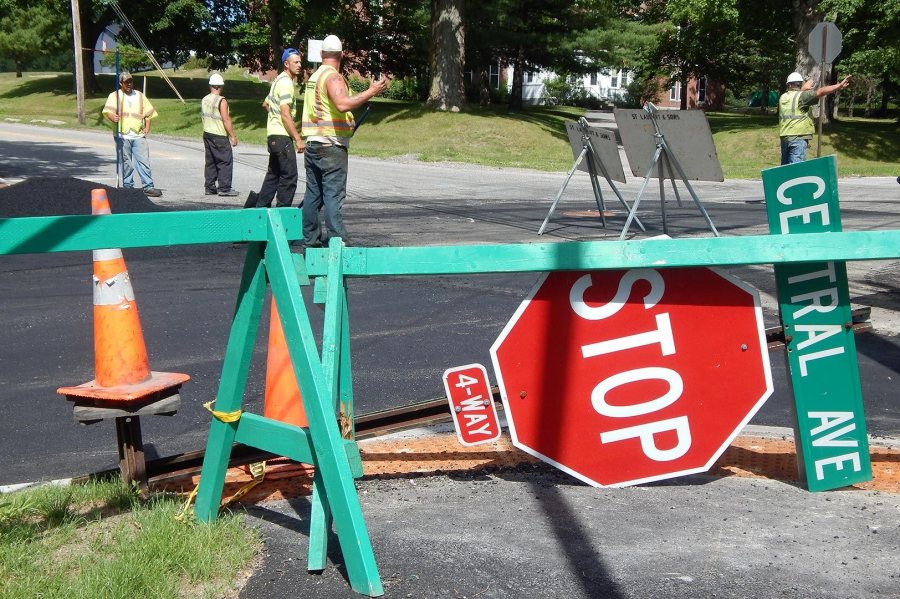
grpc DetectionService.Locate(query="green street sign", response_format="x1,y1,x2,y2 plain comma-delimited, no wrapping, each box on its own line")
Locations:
762,156,872,491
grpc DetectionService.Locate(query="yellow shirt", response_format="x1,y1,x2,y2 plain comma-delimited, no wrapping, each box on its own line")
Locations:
265,73,297,137
102,90,157,138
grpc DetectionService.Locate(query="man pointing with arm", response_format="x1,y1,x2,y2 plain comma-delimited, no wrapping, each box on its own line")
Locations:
300,35,387,248
778,71,851,165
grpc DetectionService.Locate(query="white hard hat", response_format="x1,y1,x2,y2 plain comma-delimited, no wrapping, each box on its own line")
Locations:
322,35,343,53
786,72,804,84
209,73,225,86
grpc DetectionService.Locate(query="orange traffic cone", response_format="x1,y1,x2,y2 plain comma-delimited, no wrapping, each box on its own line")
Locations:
57,189,189,401
263,299,308,427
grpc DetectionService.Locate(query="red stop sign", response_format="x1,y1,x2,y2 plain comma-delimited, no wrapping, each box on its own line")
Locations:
490,268,773,487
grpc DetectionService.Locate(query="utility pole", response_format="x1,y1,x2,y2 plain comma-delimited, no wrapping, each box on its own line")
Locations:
70,0,86,125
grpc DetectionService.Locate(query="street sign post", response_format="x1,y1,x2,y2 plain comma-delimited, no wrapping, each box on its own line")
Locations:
762,156,872,491
490,267,773,487
808,21,843,157
442,364,501,446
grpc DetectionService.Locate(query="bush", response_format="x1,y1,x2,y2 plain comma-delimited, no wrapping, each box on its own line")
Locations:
348,75,369,95
383,76,425,101
612,80,645,109
490,80,510,104
181,54,211,71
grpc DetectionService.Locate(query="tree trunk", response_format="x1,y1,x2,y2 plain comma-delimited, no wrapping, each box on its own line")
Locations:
847,91,855,117
267,0,282,71
508,46,525,111
760,81,770,113
832,90,840,119
426,0,465,112
79,3,114,93
15,60,22,77
477,68,491,106
877,74,889,116
679,72,688,110
791,0,832,123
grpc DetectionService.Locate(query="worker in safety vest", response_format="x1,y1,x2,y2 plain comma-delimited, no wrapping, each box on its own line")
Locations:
102,71,162,197
248,48,305,208
778,71,851,165
201,73,239,197
300,35,387,247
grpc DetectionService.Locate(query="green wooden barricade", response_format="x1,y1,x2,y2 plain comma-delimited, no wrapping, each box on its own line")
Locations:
2,180,899,596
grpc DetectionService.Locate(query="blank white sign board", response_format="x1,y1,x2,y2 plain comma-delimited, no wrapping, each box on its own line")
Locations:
564,121,626,184
614,109,724,181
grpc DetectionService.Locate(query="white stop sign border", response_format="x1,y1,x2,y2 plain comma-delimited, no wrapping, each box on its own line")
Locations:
489,267,774,488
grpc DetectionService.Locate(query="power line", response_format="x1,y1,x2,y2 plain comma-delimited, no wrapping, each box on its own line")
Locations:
108,0,185,103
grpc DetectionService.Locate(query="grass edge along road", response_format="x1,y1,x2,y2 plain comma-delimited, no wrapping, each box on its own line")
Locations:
0,71,897,178
0,479,258,599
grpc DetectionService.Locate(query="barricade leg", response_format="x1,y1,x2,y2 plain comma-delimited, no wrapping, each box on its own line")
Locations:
195,242,268,522
265,215,382,596
309,238,350,571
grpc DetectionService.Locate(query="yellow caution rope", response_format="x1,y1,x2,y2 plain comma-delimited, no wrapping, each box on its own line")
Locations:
203,400,242,423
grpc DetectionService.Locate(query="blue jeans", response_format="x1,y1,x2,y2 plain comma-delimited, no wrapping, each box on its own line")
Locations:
302,143,349,246
116,136,154,189
780,138,808,165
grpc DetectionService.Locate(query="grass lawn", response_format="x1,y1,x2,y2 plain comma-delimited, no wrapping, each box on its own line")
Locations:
1,71,897,178
0,479,258,598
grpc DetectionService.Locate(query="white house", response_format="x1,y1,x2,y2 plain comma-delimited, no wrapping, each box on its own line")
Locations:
507,66,633,106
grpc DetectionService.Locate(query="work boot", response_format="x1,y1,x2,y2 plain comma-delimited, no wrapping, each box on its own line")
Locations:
218,189,239,197
144,188,162,197
205,189,218,195
243,191,259,208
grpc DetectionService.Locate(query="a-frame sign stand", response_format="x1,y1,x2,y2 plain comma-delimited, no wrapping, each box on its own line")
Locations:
193,210,383,597
539,117,645,235
619,103,720,240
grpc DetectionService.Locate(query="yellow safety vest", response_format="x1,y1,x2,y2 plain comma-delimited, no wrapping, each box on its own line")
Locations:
201,94,227,136
103,90,157,136
265,72,296,137
301,65,355,139
778,90,815,138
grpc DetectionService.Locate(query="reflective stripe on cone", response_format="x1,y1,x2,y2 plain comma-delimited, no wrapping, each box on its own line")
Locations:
56,189,190,403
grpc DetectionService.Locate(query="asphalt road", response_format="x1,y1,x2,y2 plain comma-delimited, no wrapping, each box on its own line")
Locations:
1,122,898,486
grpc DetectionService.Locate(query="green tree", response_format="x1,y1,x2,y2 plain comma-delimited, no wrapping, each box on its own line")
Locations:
0,1,69,77
733,0,794,111
821,0,899,116
650,0,741,109
466,0,612,110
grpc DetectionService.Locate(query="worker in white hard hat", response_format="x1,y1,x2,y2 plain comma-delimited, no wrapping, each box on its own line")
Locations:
201,72,239,197
778,70,851,165
300,35,387,247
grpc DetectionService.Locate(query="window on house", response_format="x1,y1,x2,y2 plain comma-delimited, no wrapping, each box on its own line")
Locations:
526,71,533,83
590,72,597,86
698,76,707,104
611,71,619,88
489,62,500,89
669,80,681,102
